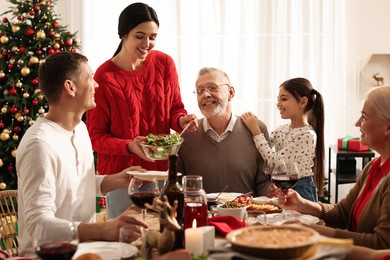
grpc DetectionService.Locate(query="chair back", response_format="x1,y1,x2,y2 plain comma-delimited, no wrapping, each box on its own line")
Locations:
0,190,18,256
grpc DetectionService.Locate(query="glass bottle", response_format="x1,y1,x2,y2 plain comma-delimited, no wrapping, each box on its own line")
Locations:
183,175,208,230
160,154,184,249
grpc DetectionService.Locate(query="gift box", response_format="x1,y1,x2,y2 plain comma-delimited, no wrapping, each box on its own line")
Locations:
337,136,369,151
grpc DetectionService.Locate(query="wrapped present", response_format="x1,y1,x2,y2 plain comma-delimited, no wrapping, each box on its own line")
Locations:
337,136,369,151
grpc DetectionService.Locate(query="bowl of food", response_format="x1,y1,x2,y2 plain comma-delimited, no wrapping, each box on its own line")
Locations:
139,133,183,160
216,201,247,220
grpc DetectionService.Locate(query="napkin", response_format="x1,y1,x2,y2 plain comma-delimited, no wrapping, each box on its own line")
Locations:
208,216,248,235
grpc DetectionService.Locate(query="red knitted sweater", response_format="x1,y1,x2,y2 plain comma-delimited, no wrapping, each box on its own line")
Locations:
86,50,187,175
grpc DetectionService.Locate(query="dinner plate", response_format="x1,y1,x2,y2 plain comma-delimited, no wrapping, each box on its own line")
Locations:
73,241,138,259
207,192,242,203
265,213,320,225
126,170,182,181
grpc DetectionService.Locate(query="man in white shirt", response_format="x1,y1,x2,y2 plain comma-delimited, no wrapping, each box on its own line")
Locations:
16,52,148,257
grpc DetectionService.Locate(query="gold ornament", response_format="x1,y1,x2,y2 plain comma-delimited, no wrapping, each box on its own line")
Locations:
12,134,19,141
12,8,19,14
16,82,23,88
0,71,5,78
38,94,44,100
30,56,39,64
0,182,6,190
9,59,15,64
23,92,30,98
17,115,24,122
12,25,20,33
54,33,61,40
0,35,9,44
0,132,10,141
1,106,8,113
34,89,42,94
11,149,17,158
38,107,45,114
29,120,35,126
11,46,19,52
53,42,60,49
36,30,46,39
0,159,3,167
73,37,80,44
3,89,9,96
18,59,25,65
21,67,31,76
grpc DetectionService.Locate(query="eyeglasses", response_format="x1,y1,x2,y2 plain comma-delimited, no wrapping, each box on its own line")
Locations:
193,83,230,96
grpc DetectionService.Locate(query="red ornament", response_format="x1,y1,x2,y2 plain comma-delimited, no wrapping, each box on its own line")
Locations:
7,64,13,70
29,10,35,16
7,165,14,172
9,88,17,95
17,15,23,21
65,40,72,46
55,49,61,53
71,48,77,53
13,126,20,132
32,99,38,106
32,79,39,85
19,46,26,53
52,22,59,28
48,48,55,55
25,29,35,37
10,106,18,114
49,31,55,37
36,49,43,55
2,18,8,23
23,108,29,115
47,1,52,7
34,5,41,11
0,122,4,128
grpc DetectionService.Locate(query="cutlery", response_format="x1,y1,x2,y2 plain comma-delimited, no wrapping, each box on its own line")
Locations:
179,122,191,137
215,185,229,200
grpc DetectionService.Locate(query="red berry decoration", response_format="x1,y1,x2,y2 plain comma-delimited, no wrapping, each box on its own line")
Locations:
9,88,17,95
7,64,13,70
32,79,39,85
0,122,4,128
13,126,20,132
49,31,55,37
23,108,29,115
48,48,55,55
36,49,43,55
2,18,8,23
8,165,14,172
34,5,41,11
47,1,52,7
29,10,35,16
19,46,26,53
25,29,35,37
32,99,38,106
65,39,72,46
10,107,18,114
52,22,59,28
17,15,23,21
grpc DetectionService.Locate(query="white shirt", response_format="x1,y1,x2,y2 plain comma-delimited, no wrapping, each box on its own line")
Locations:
203,114,237,142
16,116,104,257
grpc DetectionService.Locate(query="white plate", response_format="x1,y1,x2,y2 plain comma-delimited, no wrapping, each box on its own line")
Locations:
265,213,320,225
126,170,182,181
73,241,138,259
206,192,242,203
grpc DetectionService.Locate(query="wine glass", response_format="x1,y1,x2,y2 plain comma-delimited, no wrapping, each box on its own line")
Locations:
128,176,159,221
271,158,299,219
263,159,274,181
35,222,78,260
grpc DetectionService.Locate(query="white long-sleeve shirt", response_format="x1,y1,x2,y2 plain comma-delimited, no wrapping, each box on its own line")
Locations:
16,116,104,257
253,123,316,178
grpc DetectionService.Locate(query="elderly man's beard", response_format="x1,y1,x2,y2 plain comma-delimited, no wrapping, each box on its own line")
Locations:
202,101,226,119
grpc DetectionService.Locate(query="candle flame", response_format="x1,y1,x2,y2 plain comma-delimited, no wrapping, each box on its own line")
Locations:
192,219,197,228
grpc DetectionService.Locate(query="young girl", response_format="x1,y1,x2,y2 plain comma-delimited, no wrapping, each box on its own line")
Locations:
241,78,324,202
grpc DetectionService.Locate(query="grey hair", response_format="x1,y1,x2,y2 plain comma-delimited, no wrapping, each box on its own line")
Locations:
365,86,390,121
198,67,231,83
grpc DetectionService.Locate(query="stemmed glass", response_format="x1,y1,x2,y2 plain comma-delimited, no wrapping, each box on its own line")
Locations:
263,159,274,181
35,222,78,260
271,158,299,219
128,176,160,221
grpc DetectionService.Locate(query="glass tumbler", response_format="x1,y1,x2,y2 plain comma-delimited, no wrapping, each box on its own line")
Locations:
183,175,208,230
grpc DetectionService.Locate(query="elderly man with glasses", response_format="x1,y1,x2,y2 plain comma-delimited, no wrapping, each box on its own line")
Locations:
178,67,271,196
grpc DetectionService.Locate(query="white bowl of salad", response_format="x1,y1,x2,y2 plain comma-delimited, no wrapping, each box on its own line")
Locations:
139,133,183,160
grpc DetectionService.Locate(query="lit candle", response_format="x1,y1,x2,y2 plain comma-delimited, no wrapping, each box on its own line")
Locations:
185,219,204,257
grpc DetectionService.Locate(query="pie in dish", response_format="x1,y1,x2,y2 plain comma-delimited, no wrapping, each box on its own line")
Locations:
227,225,319,249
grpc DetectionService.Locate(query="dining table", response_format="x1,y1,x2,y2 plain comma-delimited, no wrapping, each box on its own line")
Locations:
73,205,353,260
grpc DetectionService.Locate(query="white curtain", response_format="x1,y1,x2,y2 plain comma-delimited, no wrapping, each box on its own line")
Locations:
81,0,360,162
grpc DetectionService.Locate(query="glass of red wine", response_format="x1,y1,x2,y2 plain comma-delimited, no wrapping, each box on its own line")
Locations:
271,158,299,219
128,176,159,221
35,221,78,260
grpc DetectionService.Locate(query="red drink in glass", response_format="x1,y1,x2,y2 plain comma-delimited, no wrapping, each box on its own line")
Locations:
184,202,208,229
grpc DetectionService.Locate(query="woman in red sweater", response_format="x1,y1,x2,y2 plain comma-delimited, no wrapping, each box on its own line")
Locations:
86,3,197,218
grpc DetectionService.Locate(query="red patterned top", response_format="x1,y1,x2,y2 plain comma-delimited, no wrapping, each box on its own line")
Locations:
86,50,187,174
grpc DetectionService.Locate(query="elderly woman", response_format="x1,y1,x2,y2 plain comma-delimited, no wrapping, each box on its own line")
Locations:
277,85,390,249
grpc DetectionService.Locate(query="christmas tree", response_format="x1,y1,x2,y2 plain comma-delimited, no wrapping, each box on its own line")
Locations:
0,0,80,190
